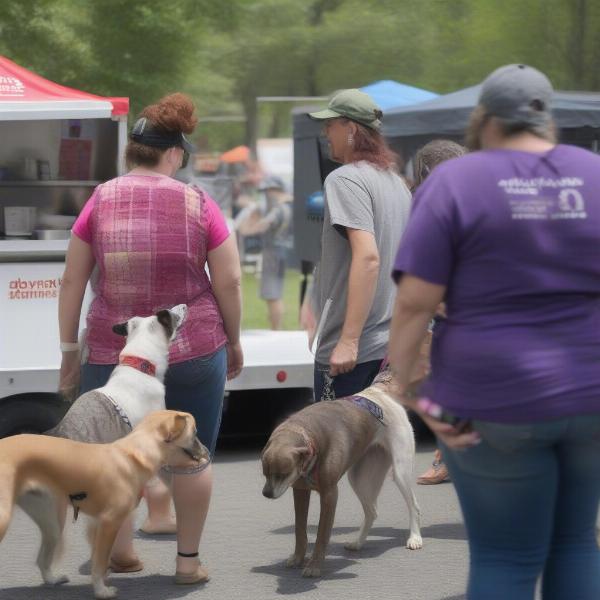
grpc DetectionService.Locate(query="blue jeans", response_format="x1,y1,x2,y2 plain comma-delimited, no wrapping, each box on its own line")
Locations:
313,359,382,402
440,414,600,600
80,347,227,456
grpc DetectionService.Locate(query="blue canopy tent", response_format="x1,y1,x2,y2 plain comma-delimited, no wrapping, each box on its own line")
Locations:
360,79,438,110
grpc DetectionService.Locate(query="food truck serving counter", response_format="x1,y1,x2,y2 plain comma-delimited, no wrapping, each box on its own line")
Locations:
0,56,128,435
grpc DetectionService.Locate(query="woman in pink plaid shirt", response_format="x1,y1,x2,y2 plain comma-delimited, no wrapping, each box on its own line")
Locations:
58,93,242,585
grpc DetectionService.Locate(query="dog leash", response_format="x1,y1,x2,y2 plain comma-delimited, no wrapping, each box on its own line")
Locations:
321,371,336,401
69,492,87,522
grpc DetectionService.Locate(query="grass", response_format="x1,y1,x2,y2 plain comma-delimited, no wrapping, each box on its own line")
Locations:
241,268,303,330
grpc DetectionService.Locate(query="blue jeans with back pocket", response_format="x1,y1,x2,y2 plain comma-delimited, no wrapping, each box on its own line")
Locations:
440,414,600,600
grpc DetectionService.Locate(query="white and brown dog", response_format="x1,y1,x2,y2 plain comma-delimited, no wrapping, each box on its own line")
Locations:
49,304,188,442
261,369,422,577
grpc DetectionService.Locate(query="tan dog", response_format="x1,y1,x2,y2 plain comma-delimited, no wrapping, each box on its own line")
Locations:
261,370,422,577
0,410,207,599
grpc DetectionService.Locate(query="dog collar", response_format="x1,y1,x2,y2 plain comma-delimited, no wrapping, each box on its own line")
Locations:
119,355,157,377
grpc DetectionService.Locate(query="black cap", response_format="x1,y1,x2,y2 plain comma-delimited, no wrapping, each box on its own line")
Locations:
130,117,196,153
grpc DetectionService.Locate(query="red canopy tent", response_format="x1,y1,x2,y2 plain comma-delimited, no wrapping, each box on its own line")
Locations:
0,56,128,119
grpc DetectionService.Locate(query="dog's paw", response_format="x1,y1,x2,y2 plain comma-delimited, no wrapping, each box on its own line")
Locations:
302,561,321,578
94,585,118,599
43,573,69,586
344,539,363,552
406,534,423,550
285,553,305,568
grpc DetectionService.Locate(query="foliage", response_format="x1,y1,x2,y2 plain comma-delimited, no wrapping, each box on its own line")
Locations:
1,0,599,151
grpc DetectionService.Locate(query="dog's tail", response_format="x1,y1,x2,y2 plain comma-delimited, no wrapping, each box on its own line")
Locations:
0,465,16,542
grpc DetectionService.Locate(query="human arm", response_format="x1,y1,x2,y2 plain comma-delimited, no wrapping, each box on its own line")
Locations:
299,277,317,349
236,205,280,236
58,235,96,393
389,275,480,448
207,235,243,379
329,228,380,376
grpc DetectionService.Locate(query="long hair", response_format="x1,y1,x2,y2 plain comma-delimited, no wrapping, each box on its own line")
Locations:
465,105,557,151
347,120,399,171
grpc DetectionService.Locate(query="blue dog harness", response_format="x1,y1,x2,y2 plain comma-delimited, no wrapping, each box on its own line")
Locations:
345,394,386,426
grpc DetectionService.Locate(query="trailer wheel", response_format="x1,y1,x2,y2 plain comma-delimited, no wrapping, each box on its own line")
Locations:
0,395,69,439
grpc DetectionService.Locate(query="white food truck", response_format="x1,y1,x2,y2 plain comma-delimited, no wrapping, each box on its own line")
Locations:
0,57,313,438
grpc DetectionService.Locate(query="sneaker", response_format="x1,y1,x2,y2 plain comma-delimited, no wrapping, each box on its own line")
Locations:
417,460,450,485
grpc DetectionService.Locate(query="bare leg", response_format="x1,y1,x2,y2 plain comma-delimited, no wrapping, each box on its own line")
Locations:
109,515,141,569
172,465,212,578
266,299,284,330
287,487,311,567
303,486,338,577
141,477,176,534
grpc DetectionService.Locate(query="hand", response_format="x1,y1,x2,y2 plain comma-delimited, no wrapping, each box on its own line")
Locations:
59,351,81,400
396,394,481,450
226,341,243,380
329,338,358,377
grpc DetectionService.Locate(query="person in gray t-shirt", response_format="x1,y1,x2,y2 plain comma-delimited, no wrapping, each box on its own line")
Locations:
307,89,411,401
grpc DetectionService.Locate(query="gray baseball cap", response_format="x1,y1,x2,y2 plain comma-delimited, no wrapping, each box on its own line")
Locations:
479,64,554,126
258,175,286,192
309,89,383,130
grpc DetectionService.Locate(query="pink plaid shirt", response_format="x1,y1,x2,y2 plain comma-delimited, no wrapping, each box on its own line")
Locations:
73,174,229,364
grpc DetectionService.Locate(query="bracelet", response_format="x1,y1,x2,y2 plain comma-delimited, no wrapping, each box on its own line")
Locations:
60,341,80,352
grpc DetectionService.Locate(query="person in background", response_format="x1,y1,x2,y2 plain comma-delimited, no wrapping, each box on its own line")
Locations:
58,93,243,585
389,64,600,599
307,89,412,401
235,175,293,330
410,139,467,486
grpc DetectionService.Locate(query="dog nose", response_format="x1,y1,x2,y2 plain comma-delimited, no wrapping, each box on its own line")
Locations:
262,487,274,499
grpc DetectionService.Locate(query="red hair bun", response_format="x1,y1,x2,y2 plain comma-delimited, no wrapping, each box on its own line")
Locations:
142,93,197,134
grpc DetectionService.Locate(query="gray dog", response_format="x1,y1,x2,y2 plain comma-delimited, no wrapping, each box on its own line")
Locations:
261,370,422,577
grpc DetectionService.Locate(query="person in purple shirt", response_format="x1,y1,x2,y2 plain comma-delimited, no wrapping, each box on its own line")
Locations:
388,64,600,600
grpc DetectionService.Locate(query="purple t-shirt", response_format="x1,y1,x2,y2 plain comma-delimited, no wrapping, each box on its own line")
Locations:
394,145,600,423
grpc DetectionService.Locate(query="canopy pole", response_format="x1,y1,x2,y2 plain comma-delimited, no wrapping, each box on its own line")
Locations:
116,115,128,175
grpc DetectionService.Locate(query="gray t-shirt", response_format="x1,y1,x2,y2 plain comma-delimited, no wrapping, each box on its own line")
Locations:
312,161,412,365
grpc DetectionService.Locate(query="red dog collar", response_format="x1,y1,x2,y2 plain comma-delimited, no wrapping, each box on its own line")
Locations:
119,355,157,377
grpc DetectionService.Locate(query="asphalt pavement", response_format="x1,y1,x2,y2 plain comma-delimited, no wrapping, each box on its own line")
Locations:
0,441,470,600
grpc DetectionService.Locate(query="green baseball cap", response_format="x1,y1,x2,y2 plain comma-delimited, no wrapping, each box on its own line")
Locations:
309,89,383,130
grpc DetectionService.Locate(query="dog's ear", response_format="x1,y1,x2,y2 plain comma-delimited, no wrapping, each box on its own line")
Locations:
293,446,314,473
156,310,175,339
112,322,128,336
156,305,187,340
164,413,189,443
